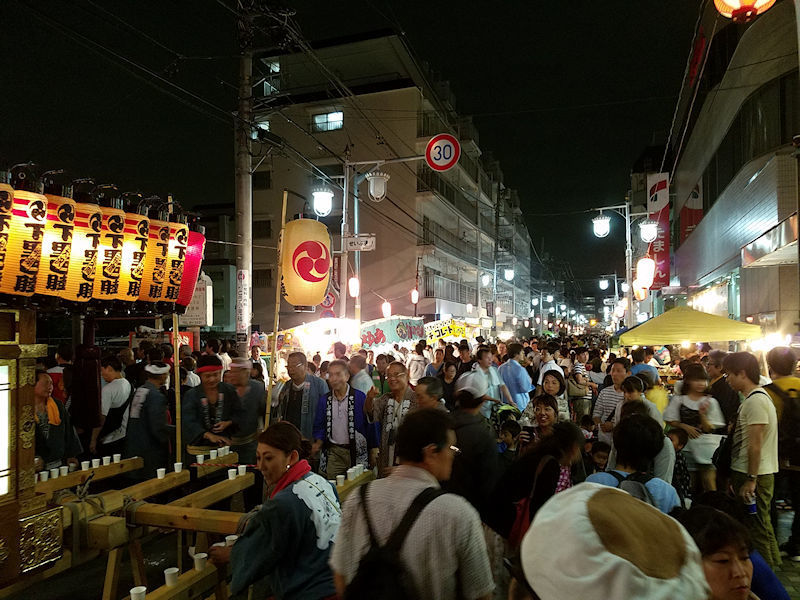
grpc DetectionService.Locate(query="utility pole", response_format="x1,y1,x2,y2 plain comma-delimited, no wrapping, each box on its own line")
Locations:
235,13,254,355
493,181,500,336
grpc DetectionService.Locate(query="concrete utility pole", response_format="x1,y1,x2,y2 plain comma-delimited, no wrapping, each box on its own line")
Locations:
235,18,253,355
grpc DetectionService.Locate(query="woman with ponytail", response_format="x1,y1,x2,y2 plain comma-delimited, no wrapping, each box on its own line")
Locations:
210,421,341,599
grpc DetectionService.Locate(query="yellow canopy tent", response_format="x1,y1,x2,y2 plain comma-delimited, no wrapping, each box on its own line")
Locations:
619,306,761,346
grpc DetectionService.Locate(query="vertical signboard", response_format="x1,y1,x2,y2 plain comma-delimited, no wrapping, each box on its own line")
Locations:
680,180,703,244
236,269,250,344
646,172,670,290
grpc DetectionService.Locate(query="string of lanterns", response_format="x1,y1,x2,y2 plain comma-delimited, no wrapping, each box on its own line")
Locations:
0,164,206,314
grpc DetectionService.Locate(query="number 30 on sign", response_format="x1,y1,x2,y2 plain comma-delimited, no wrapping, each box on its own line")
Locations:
425,134,461,172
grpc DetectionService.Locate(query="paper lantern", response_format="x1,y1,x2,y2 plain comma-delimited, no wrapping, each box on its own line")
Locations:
632,279,649,302
714,0,775,22
280,217,331,307
0,184,15,291
35,192,76,298
65,202,102,302
139,217,170,303
93,204,126,300
116,211,149,302
0,189,48,297
177,228,206,308
636,256,656,289
161,220,188,302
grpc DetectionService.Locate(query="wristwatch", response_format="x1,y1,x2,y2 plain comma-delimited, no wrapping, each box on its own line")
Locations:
747,474,757,481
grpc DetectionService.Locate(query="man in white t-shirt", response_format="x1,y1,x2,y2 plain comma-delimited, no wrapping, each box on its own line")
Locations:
724,351,781,568
90,356,132,457
537,341,564,386
473,347,512,420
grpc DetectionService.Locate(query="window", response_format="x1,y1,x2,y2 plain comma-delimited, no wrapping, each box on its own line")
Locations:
251,116,270,140
253,219,272,239
253,171,271,191
312,111,343,132
253,268,273,288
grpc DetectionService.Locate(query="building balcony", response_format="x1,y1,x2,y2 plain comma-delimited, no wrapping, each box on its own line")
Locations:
418,217,479,265
417,170,478,225
423,271,477,306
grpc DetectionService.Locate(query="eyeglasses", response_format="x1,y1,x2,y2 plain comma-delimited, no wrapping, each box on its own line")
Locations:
386,372,406,380
449,445,462,456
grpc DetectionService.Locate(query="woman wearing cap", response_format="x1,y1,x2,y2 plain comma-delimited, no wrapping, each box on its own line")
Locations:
182,355,241,453
210,421,341,600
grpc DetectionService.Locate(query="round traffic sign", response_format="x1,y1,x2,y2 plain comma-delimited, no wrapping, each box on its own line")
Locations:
320,309,336,319
320,291,336,309
425,134,461,172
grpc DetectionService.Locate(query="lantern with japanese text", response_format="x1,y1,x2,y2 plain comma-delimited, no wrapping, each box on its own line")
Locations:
65,179,102,302
92,186,126,301
714,0,775,22
116,201,149,303
0,165,47,297
139,214,170,304
35,171,76,298
176,224,206,310
161,216,188,303
280,217,331,307
0,183,15,290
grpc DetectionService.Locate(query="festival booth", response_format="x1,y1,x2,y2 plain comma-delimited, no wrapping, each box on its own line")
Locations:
424,318,467,346
618,306,762,346
0,169,267,600
359,316,425,354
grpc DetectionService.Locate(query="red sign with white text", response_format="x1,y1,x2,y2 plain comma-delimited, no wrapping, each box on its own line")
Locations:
680,181,703,244
646,173,670,290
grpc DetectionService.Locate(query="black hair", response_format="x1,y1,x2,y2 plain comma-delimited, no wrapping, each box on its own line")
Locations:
610,357,630,371
161,342,174,359
206,338,220,353
508,343,524,358
196,354,222,370
540,369,566,397
258,421,312,459
476,347,491,361
675,505,751,557
454,389,484,410
620,375,644,394
536,422,584,461
682,363,709,389
179,367,188,382
101,356,122,372
396,408,454,462
533,393,558,414
500,419,521,437
417,376,443,399
767,347,798,377
147,347,165,363
288,351,307,366
307,362,317,374
181,356,196,371
56,342,73,362
376,353,388,363
545,341,560,355
631,347,645,364
613,413,664,472
637,371,654,389
591,440,611,455
667,427,689,447
619,399,650,420
580,414,595,428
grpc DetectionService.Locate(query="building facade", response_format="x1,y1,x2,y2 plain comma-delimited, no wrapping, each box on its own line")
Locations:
200,32,533,336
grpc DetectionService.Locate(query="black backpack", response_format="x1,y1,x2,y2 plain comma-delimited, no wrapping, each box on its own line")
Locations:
344,483,445,599
607,471,657,507
765,383,800,466
98,383,135,440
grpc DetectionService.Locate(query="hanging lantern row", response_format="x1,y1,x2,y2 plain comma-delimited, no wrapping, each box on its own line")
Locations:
0,165,205,313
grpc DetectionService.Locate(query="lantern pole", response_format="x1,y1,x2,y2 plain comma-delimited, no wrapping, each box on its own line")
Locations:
266,189,288,427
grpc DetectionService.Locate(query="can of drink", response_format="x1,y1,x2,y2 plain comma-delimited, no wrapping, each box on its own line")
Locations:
745,491,757,515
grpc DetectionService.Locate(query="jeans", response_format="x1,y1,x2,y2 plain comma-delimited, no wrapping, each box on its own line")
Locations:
732,471,782,568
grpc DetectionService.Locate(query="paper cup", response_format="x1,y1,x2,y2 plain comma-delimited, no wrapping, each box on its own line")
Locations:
227,469,236,480
196,455,205,464
81,461,90,471
59,466,69,477
156,468,166,479
193,552,207,571
347,468,356,481
237,465,246,476
130,586,147,600
336,475,345,487
35,472,39,483
164,567,179,586
68,463,76,472
209,450,218,459
91,459,100,468
113,453,122,463
225,534,238,546
218,447,226,457
211,542,226,547
39,471,49,482
50,468,59,480
174,462,183,473
102,456,111,466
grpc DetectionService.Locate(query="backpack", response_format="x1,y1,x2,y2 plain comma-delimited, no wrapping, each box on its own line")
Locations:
344,483,445,599
98,382,135,440
607,471,657,507
765,383,800,466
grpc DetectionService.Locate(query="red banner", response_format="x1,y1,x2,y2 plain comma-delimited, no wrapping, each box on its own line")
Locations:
647,173,670,290
680,181,703,244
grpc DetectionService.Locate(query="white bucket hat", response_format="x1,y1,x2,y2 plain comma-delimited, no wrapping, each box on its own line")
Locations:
520,483,709,600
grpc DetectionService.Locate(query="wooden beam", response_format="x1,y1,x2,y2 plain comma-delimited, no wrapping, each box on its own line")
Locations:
127,564,222,600
35,457,144,499
101,547,124,600
0,549,101,599
336,470,375,501
88,516,129,550
117,470,191,500
169,473,254,509
194,453,240,478
56,490,125,530
127,504,244,535
129,540,147,587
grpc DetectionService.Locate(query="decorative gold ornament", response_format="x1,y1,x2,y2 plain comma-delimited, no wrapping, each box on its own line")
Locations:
0,538,9,565
19,466,35,490
18,344,47,359
20,365,35,388
20,405,35,450
19,508,62,572
19,494,47,516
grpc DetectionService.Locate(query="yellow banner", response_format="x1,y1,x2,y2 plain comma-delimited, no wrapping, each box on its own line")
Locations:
425,319,466,344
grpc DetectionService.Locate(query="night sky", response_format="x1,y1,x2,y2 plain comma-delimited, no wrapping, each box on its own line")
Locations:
0,0,700,286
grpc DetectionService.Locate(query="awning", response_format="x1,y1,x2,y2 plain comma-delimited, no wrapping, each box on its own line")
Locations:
742,213,797,268
619,306,761,345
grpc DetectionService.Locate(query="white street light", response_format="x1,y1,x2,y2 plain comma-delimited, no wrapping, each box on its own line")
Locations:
570,309,576,315
524,319,529,327
637,256,656,289
410,288,419,304
599,278,609,290
365,171,390,202
466,302,473,314
592,212,611,238
311,186,334,217
481,273,492,287
546,294,553,303
495,306,501,315
512,317,518,326
560,304,566,311
532,298,539,306
535,317,541,324
620,281,630,293
381,301,392,318
639,219,659,243
503,268,515,281
347,277,360,298
549,307,555,313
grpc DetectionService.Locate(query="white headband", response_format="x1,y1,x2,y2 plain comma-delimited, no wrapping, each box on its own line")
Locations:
145,364,170,375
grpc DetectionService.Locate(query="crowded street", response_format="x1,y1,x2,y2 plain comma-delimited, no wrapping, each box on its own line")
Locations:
3,1,800,599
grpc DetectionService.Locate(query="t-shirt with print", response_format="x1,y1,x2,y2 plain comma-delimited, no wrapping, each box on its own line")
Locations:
101,377,132,444
572,361,592,399
731,388,779,475
592,386,624,445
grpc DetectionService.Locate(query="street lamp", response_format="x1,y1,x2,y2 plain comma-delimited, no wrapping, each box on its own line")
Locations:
560,304,566,311
637,256,656,289
546,294,553,303
410,288,419,305
481,273,492,287
381,301,392,318
503,268,515,281
466,302,473,313
311,186,334,217
599,278,609,290
512,317,518,326
532,297,539,306
714,0,775,22
592,212,611,238
620,281,630,293
639,219,659,243
348,276,360,298
365,171,390,202
495,306,501,316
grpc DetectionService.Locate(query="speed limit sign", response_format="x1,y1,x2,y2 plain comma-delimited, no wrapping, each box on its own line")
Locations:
425,134,461,172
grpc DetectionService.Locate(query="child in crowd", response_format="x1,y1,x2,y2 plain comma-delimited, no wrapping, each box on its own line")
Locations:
580,414,596,442
584,440,610,476
498,419,521,470
667,427,691,508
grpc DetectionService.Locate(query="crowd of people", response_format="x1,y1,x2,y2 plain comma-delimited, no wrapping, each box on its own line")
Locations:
31,334,800,599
